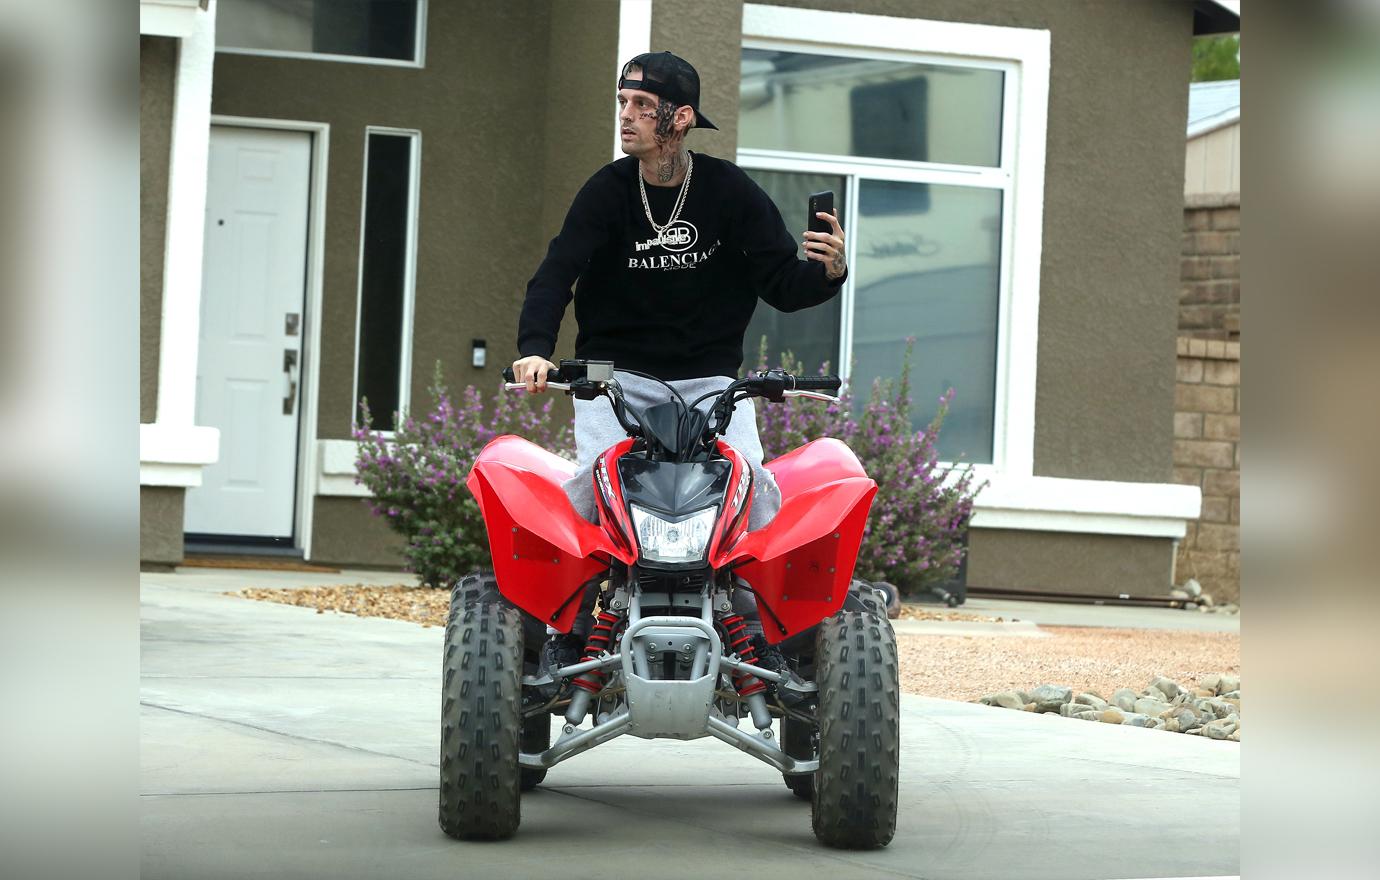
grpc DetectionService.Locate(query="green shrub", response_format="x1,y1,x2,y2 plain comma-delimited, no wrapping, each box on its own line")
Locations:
353,364,573,586
752,341,985,595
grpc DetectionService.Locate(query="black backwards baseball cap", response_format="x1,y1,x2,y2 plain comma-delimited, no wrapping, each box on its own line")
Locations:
618,51,719,131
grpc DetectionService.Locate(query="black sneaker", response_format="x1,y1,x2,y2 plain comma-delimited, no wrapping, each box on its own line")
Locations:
534,633,585,700
750,635,807,707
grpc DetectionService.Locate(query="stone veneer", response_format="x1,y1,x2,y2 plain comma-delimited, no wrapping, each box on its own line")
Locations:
1180,194,1240,340
1172,337,1240,603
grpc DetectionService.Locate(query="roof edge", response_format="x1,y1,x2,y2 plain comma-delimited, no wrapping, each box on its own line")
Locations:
1193,0,1241,36
1188,107,1241,139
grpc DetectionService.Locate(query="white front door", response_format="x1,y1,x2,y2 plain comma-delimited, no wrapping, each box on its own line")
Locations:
185,126,311,540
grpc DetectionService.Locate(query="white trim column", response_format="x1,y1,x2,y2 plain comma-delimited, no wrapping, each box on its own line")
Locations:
614,0,653,160
141,0,220,487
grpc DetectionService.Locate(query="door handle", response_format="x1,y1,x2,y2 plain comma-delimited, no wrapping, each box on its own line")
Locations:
283,349,299,415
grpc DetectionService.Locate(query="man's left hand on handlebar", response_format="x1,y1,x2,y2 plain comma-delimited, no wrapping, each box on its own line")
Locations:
804,211,847,281
512,355,558,393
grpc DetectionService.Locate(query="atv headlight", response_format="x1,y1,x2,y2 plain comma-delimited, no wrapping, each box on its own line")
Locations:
629,505,717,564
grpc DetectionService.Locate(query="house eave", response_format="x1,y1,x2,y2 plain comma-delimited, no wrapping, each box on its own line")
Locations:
1193,0,1241,36
140,0,209,39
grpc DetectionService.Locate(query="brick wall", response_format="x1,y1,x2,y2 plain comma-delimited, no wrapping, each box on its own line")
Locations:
1173,337,1240,603
1180,193,1240,339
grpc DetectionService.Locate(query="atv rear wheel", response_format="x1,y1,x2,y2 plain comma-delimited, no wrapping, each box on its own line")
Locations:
781,715,816,800
811,611,899,849
438,582,523,840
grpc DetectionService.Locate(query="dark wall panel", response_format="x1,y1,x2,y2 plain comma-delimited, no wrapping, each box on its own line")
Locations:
968,528,1174,597
140,35,177,424
309,496,405,568
140,486,185,566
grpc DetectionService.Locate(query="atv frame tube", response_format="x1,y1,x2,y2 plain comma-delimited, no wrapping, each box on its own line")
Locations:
517,591,818,776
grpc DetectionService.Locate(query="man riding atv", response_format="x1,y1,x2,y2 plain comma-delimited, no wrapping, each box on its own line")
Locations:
436,52,898,850
511,50,848,681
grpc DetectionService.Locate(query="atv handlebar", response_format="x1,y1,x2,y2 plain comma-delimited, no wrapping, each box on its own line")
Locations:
498,360,841,459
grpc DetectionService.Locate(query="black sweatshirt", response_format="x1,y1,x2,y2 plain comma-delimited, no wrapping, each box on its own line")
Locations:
517,152,845,381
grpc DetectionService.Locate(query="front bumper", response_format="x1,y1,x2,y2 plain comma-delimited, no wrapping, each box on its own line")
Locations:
518,614,818,775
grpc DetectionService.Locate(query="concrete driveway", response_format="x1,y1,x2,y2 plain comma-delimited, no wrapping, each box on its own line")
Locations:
141,569,1240,880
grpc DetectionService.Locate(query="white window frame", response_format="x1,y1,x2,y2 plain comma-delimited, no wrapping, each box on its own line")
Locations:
216,0,429,69
740,6,1203,540
740,4,1049,483
351,126,422,437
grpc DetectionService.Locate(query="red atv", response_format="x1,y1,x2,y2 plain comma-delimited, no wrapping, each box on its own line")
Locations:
439,360,899,848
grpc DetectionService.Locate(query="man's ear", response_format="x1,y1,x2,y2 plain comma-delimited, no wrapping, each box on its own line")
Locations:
676,105,696,134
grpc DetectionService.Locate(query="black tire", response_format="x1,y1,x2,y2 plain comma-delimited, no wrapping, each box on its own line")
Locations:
520,712,550,791
781,715,816,800
454,572,550,791
438,580,523,840
811,611,900,849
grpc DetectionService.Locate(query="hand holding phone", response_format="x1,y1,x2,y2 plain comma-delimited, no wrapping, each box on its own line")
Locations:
805,190,847,281
808,191,835,234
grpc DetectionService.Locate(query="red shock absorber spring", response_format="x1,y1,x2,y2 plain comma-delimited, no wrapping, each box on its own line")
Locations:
573,610,623,694
720,613,767,697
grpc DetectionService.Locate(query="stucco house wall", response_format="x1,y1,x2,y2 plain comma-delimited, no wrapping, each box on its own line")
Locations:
141,0,1216,599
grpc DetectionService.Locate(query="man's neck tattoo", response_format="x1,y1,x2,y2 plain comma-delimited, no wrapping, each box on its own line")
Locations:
651,98,686,183
655,150,685,184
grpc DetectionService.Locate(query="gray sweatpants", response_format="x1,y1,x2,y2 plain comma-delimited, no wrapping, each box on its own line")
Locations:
556,372,778,638
562,371,782,531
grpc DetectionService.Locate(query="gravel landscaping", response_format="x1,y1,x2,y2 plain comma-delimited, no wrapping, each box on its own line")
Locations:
974,674,1241,740
896,626,1239,702
234,584,1240,740
234,584,1002,627
237,583,448,626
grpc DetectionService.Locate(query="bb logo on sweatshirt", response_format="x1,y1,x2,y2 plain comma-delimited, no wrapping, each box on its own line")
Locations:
627,238,720,271
634,220,698,253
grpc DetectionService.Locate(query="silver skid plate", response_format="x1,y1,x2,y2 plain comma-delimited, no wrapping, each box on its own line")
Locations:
519,615,818,774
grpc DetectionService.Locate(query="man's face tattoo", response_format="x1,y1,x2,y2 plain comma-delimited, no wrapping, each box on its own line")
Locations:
653,98,678,144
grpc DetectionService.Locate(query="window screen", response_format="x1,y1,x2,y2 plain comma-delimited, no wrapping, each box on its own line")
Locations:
355,132,415,430
217,0,422,63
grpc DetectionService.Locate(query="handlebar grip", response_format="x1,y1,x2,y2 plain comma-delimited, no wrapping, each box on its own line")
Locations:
502,366,565,384
792,374,842,393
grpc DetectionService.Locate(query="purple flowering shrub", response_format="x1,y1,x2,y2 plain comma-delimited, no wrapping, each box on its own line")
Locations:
753,342,985,595
353,364,573,586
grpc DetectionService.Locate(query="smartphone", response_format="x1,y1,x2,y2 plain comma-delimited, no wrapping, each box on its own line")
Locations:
808,191,834,235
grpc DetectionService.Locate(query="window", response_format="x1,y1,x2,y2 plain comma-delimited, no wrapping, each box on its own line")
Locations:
740,44,1013,464
353,129,420,432
742,169,846,375
216,0,427,67
740,49,1004,167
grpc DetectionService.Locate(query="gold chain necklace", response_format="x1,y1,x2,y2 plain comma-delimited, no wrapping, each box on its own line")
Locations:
638,151,693,243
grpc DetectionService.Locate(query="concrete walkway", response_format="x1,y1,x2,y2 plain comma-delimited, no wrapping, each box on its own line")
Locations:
957,596,1241,633
141,568,1240,880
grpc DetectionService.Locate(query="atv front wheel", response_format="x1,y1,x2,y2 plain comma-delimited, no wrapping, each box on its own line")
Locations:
438,584,523,840
811,611,899,849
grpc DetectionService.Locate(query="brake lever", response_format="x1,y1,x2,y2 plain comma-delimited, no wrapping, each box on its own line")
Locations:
782,390,841,403
503,382,573,392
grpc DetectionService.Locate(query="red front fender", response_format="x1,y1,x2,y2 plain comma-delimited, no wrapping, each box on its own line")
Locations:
715,438,877,643
466,436,633,631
